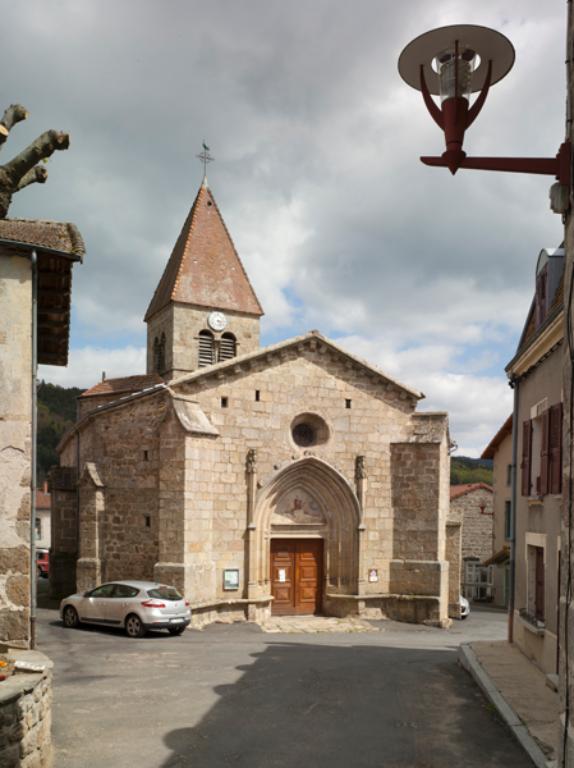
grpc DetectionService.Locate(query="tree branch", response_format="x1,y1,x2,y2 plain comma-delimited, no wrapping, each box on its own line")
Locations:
16,164,48,190
4,130,69,185
0,104,28,146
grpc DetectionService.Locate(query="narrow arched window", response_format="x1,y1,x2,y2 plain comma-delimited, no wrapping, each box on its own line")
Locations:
198,330,215,367
158,332,166,373
153,337,160,373
219,332,237,361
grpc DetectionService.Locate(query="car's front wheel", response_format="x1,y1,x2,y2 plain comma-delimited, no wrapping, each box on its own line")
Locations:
63,606,79,628
125,614,146,638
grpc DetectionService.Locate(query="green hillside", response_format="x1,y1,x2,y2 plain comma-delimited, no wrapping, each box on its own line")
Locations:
37,382,82,483
451,456,493,486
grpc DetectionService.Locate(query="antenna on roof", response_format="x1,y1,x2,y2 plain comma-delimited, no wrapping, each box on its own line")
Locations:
196,141,214,186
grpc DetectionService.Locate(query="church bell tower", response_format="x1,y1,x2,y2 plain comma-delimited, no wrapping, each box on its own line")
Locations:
144,179,264,380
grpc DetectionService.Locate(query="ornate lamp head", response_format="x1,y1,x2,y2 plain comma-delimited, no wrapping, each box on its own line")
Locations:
399,25,515,173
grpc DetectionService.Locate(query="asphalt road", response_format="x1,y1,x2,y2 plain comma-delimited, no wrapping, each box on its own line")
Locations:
36,598,531,768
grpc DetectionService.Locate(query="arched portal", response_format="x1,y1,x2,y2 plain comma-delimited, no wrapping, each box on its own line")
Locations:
249,458,361,613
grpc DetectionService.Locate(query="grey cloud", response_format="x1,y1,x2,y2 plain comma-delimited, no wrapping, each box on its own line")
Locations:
3,0,566,451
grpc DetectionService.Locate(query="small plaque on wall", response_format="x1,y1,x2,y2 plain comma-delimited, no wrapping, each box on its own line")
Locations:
223,569,240,591
368,568,378,583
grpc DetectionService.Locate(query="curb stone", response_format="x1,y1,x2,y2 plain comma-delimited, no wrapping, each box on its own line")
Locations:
458,643,552,768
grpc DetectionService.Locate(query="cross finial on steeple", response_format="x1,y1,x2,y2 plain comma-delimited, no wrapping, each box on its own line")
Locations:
196,141,214,186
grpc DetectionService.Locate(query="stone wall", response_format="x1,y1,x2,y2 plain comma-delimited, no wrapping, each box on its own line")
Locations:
445,522,462,616
0,251,32,648
450,487,493,564
0,651,53,767
390,442,442,561
178,344,419,607
54,394,169,595
146,303,261,379
55,336,452,625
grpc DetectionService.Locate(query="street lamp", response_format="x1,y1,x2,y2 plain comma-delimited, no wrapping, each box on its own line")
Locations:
398,24,570,209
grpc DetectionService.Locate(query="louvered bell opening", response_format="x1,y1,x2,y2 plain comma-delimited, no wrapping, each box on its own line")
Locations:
219,333,237,361
198,331,215,367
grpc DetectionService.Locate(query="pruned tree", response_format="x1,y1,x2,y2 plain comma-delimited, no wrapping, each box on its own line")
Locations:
0,104,69,218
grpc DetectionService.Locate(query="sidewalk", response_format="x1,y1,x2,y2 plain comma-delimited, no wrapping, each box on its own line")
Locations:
459,640,559,768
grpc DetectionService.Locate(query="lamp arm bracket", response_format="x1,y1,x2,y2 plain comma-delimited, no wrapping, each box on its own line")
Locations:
421,141,571,186
419,65,444,129
466,60,492,129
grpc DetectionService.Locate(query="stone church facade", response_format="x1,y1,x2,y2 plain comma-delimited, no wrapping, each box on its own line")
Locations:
51,180,455,627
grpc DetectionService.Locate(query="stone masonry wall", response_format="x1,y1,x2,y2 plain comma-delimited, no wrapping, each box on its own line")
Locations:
57,336,451,624
0,252,32,648
0,654,53,768
390,442,442,561
450,487,493,563
176,342,447,612
146,303,260,379
55,395,168,593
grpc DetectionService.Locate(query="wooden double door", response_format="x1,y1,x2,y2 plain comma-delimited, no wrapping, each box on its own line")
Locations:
270,539,323,616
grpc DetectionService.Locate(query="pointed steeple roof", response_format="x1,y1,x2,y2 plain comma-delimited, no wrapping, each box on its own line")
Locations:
145,181,263,321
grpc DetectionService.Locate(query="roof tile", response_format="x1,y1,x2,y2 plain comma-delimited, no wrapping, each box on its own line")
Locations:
145,183,263,320
0,218,85,259
80,373,163,398
450,482,493,500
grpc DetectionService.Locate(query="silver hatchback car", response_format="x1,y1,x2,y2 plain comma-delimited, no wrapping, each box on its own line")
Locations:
60,580,191,638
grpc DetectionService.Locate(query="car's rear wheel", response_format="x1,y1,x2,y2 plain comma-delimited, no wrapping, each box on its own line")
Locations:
168,626,186,636
63,606,79,628
125,614,145,638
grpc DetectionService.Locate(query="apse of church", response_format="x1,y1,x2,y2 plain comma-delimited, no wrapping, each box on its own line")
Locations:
50,179,457,627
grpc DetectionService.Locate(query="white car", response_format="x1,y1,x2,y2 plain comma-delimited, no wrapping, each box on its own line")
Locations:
459,595,470,619
60,580,191,638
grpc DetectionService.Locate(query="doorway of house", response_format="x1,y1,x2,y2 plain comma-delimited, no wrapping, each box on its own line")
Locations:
270,539,323,615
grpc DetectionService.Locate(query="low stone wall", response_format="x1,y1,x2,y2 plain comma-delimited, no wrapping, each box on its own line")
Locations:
189,598,271,629
0,650,53,767
324,593,450,627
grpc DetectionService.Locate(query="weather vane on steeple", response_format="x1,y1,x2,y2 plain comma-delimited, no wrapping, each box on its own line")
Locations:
196,141,214,184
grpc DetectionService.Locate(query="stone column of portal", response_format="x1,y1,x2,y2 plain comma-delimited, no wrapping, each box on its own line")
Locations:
245,449,259,615
355,455,367,595
76,463,104,593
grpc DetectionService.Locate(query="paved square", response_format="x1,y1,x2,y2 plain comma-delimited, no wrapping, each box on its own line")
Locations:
37,605,533,767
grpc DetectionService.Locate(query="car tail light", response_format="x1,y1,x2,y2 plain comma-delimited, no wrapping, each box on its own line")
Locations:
185,600,190,607
141,600,166,608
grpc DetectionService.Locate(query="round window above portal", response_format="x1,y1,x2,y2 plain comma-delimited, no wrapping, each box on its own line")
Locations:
290,413,330,448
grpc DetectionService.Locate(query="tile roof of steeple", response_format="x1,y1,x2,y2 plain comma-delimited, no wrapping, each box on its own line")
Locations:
144,181,263,321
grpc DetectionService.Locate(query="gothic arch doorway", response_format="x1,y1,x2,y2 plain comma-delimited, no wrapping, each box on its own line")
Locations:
248,458,361,614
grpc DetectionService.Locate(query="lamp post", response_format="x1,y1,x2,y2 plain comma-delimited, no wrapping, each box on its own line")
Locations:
398,24,571,207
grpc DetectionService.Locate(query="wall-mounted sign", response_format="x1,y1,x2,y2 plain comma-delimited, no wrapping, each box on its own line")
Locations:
368,568,378,583
278,568,286,583
223,569,239,591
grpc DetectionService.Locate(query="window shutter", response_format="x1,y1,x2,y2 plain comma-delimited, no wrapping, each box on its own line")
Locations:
198,331,214,367
521,420,532,496
219,333,236,362
549,402,563,494
540,409,550,496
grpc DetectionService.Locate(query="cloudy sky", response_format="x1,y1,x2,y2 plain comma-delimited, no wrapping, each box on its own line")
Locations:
4,0,566,455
